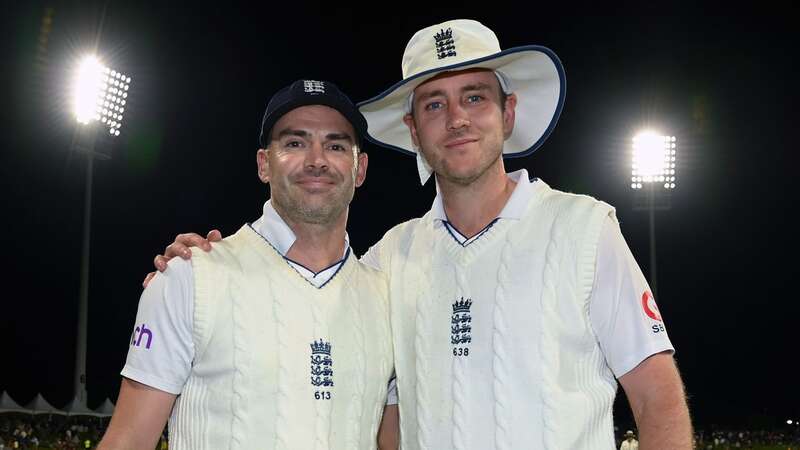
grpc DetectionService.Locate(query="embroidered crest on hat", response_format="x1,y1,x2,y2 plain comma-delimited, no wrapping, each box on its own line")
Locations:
434,27,456,60
303,80,325,94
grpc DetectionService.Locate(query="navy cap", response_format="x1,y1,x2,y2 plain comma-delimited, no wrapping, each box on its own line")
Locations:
259,79,368,148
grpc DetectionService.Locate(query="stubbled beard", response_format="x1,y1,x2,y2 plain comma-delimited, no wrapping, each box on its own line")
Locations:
424,146,503,187
437,162,487,186
280,189,352,225
272,174,355,226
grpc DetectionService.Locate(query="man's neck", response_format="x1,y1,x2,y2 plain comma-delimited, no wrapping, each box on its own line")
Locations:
438,159,516,238
279,210,349,273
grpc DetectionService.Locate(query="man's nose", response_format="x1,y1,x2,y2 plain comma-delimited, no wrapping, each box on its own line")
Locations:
304,141,329,172
446,102,471,130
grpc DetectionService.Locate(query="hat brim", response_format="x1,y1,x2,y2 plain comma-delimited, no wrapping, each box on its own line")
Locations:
357,45,566,159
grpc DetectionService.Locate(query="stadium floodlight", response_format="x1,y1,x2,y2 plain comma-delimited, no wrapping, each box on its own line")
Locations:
629,129,677,299
630,130,676,190
72,55,132,137
789,420,794,425
70,53,135,408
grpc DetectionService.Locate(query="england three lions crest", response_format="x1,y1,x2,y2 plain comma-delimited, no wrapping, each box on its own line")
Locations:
303,80,325,94
310,339,334,398
434,27,456,60
451,297,472,356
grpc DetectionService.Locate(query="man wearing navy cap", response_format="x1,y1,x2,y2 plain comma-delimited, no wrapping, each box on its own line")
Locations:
98,80,394,450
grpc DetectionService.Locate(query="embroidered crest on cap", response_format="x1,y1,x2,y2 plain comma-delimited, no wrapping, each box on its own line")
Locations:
434,27,456,60
303,80,326,94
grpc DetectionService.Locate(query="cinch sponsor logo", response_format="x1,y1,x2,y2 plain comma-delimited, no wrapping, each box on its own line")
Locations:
130,323,153,349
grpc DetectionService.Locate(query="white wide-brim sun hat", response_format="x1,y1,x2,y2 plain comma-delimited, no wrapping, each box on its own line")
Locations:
358,19,566,182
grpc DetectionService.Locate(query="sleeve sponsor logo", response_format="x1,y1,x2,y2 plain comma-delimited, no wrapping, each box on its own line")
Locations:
130,323,154,349
641,291,666,334
641,291,662,321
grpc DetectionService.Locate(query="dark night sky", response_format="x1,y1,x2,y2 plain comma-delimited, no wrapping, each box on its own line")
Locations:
2,1,798,432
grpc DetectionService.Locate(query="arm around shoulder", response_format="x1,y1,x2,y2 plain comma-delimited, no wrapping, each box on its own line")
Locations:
97,378,176,450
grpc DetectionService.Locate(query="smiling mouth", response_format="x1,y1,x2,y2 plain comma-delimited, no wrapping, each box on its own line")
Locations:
444,138,478,149
295,178,337,190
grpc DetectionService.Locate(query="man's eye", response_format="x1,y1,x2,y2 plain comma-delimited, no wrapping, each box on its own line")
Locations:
328,144,346,151
285,140,303,148
425,101,443,111
466,95,483,103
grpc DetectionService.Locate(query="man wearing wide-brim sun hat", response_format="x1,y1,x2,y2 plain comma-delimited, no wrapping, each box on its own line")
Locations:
358,19,693,449
359,18,565,184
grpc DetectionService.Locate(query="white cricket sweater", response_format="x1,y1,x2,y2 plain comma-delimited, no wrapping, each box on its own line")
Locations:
375,181,618,450
169,225,393,450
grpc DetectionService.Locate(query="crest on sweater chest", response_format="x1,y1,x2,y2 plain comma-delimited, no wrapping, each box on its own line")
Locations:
310,339,334,399
451,297,472,356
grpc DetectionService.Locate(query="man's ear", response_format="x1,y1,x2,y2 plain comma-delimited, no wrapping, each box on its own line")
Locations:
403,113,421,148
355,151,368,188
502,93,517,140
256,148,270,183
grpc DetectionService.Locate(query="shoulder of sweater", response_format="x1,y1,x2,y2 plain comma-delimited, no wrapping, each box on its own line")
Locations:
538,184,615,215
193,233,239,261
352,257,388,279
351,258,390,296
389,215,427,233
384,211,431,238
378,215,428,246
191,225,254,267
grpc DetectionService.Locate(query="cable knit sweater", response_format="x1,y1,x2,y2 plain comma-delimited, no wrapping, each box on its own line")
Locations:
375,181,618,450
169,225,393,450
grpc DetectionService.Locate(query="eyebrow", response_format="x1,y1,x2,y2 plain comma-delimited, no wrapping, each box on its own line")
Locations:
460,82,493,93
325,132,354,143
276,128,353,143
415,89,447,103
276,128,310,139
415,82,494,104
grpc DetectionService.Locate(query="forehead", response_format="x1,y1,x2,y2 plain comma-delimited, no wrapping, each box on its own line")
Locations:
272,105,355,136
413,68,499,96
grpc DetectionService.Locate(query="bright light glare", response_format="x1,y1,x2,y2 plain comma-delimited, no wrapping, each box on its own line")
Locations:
72,55,132,137
633,132,666,176
631,130,676,190
789,420,794,425
74,56,105,124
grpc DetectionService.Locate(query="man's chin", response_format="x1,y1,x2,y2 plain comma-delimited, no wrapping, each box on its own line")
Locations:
436,166,482,185
298,197,351,222
297,205,349,225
